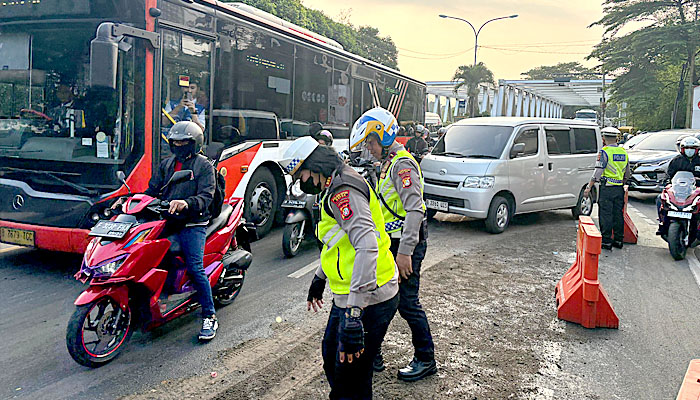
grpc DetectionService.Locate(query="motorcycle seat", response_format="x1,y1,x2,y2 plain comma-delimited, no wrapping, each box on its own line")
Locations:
206,203,233,238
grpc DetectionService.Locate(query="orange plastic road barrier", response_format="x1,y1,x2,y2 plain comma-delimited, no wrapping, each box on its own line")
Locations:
555,216,619,329
677,359,700,400
622,190,638,244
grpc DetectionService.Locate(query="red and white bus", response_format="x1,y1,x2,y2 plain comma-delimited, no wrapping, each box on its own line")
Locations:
0,0,426,253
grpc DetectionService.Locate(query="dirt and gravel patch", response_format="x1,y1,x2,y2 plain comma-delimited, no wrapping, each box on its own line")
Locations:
124,216,601,399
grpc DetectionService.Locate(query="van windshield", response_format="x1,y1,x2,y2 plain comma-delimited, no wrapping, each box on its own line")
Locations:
432,125,512,159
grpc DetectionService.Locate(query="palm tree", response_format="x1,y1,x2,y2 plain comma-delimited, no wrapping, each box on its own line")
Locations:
452,63,495,118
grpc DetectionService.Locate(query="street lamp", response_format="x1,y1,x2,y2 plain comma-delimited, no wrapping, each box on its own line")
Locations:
439,13,518,65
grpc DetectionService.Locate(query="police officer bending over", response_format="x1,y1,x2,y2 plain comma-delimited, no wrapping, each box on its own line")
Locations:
584,127,630,250
350,107,436,381
279,137,399,400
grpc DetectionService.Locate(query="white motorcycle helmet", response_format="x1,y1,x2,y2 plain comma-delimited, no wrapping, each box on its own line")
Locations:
679,136,700,158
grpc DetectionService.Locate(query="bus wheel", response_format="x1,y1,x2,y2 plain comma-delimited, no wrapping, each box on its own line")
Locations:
244,168,277,237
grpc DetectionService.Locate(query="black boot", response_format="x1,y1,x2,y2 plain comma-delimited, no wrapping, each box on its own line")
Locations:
602,242,613,250
373,350,386,372
612,241,623,249
397,357,437,382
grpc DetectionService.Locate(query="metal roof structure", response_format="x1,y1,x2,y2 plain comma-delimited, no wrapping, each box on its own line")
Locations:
499,79,614,107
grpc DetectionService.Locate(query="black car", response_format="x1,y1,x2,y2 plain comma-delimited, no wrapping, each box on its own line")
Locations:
627,130,700,192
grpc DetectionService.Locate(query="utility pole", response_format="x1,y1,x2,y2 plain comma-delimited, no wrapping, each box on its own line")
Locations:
686,46,696,128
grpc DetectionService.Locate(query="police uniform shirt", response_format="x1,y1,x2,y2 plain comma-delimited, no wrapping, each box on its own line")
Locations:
592,144,631,184
313,171,399,309
384,142,425,255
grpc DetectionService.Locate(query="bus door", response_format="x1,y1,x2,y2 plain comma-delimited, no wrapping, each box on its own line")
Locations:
158,28,213,162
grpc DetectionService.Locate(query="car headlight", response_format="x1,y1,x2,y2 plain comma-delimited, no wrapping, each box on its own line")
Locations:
463,176,495,189
91,255,127,278
290,180,304,198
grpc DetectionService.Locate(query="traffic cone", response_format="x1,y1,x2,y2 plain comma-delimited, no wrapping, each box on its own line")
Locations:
623,189,638,244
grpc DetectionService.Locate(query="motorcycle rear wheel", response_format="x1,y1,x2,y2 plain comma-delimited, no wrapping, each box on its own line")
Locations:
66,297,132,368
668,221,687,261
215,267,245,307
282,222,303,258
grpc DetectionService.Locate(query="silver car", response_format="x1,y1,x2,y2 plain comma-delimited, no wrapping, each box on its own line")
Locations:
422,117,601,233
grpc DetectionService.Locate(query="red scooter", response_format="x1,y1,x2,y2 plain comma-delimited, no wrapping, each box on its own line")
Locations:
66,170,253,367
658,171,700,260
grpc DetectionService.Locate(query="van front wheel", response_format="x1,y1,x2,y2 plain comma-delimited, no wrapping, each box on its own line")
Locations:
485,196,510,234
572,187,593,219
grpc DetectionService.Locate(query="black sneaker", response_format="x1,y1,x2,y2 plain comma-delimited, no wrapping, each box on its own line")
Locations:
612,241,623,249
397,357,437,382
373,351,386,372
199,316,218,341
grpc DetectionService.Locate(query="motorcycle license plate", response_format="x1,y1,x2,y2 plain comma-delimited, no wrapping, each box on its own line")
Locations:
282,200,306,209
89,220,132,239
668,211,692,219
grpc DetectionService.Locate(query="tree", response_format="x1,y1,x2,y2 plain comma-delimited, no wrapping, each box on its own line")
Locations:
228,0,399,69
452,63,495,118
521,62,599,80
588,0,700,130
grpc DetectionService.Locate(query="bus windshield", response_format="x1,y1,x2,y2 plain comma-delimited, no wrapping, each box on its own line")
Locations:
0,24,143,191
575,111,597,120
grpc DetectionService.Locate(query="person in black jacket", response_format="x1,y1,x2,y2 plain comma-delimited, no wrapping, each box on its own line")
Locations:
405,124,429,159
657,136,700,235
116,121,217,340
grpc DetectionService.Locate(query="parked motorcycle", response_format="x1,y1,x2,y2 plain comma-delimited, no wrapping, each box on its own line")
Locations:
66,170,253,367
658,171,700,260
281,181,318,257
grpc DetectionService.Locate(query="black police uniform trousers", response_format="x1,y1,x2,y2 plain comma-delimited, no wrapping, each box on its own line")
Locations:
322,294,399,400
390,238,435,362
598,183,625,246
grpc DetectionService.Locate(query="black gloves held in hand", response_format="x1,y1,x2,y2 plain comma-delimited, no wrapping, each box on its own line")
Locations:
338,309,364,355
307,275,326,302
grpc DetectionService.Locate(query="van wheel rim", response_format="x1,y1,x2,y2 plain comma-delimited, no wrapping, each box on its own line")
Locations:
581,195,592,215
496,204,508,228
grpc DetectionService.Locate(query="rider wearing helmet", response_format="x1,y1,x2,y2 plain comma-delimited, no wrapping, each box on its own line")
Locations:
656,136,700,234
279,136,399,399
147,121,218,340
314,129,334,146
405,123,429,158
349,107,436,381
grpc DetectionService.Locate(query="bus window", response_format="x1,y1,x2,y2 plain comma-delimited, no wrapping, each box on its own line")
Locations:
160,29,211,158
293,46,331,126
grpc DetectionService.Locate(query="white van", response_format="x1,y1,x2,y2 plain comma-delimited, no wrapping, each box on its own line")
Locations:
421,117,601,233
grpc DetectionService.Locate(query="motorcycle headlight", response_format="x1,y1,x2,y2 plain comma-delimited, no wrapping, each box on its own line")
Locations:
463,176,495,189
290,180,304,198
90,255,127,278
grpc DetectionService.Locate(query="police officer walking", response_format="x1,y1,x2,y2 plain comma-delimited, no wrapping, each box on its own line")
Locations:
279,136,399,400
350,107,436,382
584,127,631,250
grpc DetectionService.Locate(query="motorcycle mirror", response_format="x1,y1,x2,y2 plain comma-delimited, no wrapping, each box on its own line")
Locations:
116,170,131,194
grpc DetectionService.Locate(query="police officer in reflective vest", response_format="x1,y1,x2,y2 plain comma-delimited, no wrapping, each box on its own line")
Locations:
279,137,399,400
584,127,631,250
350,107,436,382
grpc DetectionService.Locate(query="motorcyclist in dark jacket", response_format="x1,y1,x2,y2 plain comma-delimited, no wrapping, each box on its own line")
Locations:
134,121,218,340
405,124,429,159
657,136,700,234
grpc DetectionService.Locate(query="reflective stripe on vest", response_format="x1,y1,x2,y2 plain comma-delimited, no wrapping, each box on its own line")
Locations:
316,180,395,295
376,150,426,233
602,146,627,186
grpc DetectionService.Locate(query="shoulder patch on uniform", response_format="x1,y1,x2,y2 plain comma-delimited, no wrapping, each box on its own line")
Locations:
597,152,601,161
398,168,412,188
331,190,353,220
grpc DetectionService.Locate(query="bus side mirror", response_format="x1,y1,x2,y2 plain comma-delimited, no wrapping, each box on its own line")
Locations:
90,23,119,90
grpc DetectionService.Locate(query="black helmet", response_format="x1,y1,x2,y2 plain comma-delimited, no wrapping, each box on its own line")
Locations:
168,121,204,149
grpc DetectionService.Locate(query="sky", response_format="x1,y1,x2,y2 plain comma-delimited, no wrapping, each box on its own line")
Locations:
301,0,607,83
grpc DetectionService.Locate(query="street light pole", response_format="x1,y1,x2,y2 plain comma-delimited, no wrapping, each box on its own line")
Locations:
439,13,518,65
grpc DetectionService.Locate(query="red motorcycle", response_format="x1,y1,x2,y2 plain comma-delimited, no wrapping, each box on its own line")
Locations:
659,171,700,260
66,170,253,367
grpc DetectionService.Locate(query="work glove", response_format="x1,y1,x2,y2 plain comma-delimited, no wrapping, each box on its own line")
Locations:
338,308,364,358
307,275,325,302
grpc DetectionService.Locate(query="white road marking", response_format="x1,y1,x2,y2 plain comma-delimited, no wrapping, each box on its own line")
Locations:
287,260,319,279
0,245,22,254
687,251,700,293
422,252,456,272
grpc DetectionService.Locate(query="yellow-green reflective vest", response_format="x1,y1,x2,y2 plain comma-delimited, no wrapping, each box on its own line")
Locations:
602,146,628,186
376,150,426,234
316,180,395,295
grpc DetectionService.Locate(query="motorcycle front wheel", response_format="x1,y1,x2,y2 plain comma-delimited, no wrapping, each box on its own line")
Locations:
282,222,304,258
668,221,687,261
66,296,132,368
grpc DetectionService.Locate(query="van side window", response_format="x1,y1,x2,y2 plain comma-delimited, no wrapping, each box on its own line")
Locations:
572,128,598,154
512,128,539,157
545,128,572,155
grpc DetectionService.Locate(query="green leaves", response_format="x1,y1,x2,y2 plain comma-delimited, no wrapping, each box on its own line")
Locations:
452,63,495,117
521,62,599,80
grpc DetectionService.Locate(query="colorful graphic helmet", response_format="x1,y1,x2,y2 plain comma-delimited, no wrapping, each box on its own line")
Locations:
349,107,399,151
278,137,320,175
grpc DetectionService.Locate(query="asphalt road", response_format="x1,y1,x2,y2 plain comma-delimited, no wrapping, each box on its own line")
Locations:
1,193,698,399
